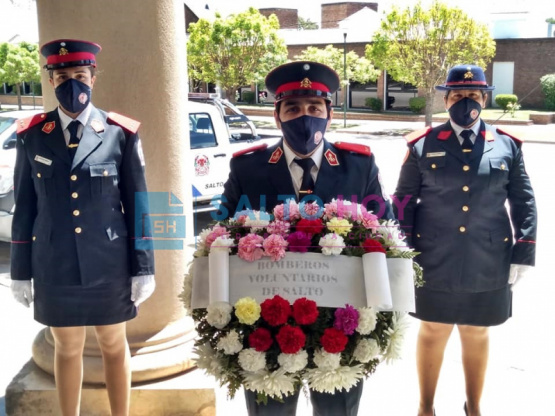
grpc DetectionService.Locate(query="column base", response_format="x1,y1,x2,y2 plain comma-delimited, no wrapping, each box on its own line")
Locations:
6,360,215,416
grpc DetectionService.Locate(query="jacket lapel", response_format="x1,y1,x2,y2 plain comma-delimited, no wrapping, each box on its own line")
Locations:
436,122,467,164
266,140,296,201
71,106,103,170
42,110,71,165
313,140,340,203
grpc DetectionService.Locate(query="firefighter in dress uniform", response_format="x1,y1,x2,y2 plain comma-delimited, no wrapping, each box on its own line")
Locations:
394,65,537,416
220,61,394,416
10,39,155,416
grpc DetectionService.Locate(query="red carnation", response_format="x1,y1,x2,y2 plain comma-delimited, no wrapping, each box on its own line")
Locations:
296,218,324,235
320,328,348,353
292,297,319,325
276,325,306,354
362,238,386,254
249,328,273,352
261,295,291,326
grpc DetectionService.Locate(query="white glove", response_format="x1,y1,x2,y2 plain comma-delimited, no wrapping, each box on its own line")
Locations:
509,264,533,287
11,280,33,307
131,275,156,306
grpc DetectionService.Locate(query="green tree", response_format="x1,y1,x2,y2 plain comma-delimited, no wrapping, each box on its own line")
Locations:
0,42,41,109
187,7,288,103
298,16,319,30
367,1,495,125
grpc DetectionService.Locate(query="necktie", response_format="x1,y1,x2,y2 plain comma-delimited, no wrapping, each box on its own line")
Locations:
67,120,80,159
460,129,474,152
294,158,315,195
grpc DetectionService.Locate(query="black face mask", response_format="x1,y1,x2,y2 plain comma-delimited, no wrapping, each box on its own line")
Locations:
55,78,91,114
448,97,482,128
280,115,328,155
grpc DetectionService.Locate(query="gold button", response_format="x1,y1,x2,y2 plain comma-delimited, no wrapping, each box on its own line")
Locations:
103,170,108,176
36,173,41,178
73,210,80,216
500,164,506,170
70,175,77,181
431,163,437,169
504,237,509,242
71,192,78,199
416,234,421,238
462,185,469,192
463,165,470,172
459,226,466,233
462,205,469,212
32,236,36,241
75,227,82,234
40,114,45,119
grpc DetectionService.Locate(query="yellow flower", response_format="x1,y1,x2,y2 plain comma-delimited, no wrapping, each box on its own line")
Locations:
326,218,352,236
234,297,261,325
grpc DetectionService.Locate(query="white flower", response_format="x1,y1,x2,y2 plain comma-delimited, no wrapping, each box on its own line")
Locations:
244,210,271,232
243,369,296,399
356,307,378,334
313,350,341,370
194,227,212,256
216,330,243,355
193,343,224,378
205,301,233,329
179,271,193,315
210,236,235,253
375,220,407,251
238,349,267,372
306,365,364,394
318,233,344,256
278,350,308,373
383,312,410,363
353,338,381,363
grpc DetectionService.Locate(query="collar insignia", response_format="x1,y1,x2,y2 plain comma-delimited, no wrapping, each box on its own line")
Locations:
483,131,495,142
268,147,283,164
300,78,312,88
464,69,474,79
90,119,105,133
324,149,339,166
42,121,55,134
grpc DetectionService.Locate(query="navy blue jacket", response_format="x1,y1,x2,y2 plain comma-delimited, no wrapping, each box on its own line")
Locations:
394,121,536,293
11,107,154,287
220,139,394,220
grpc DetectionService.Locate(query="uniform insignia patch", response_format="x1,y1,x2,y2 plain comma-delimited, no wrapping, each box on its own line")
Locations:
90,119,104,133
195,154,209,176
59,47,68,55
42,121,55,134
324,149,339,166
464,70,474,79
300,78,312,88
483,131,495,142
437,130,452,140
268,147,283,164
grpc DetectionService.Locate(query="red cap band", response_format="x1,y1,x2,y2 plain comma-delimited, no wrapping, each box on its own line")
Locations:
47,52,97,66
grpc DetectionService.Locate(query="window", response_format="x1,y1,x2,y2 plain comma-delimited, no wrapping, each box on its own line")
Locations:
189,113,217,149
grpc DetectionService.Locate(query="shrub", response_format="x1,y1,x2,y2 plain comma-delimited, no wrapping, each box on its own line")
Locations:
241,91,256,104
540,73,555,110
409,97,426,114
494,94,518,111
365,97,382,112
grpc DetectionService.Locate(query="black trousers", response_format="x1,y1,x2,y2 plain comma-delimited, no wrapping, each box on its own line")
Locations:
244,381,364,416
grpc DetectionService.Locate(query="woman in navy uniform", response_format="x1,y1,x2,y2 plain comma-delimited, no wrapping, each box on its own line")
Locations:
221,61,394,416
10,39,155,416
394,65,537,416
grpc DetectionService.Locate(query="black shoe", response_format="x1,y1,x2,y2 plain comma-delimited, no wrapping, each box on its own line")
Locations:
464,402,468,416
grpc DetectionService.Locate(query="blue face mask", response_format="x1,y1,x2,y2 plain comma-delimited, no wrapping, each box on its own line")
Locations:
55,78,92,114
280,115,328,155
448,97,482,127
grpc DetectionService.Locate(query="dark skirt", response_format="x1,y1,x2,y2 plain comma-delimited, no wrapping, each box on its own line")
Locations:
33,279,137,327
411,285,512,327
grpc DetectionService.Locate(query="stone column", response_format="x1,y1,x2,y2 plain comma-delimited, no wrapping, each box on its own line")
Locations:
32,0,196,383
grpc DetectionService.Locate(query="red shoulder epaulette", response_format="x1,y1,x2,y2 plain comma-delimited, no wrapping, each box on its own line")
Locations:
496,127,523,143
405,126,432,143
232,143,268,158
16,113,47,134
333,141,371,156
107,112,141,134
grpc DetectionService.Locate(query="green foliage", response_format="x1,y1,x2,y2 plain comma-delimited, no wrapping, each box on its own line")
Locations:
366,0,496,125
187,7,288,103
295,45,380,85
365,97,383,111
241,91,255,104
0,42,40,86
298,16,318,30
409,97,426,114
540,73,555,110
494,94,518,111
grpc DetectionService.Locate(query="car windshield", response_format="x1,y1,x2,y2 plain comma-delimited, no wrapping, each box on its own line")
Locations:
0,117,16,135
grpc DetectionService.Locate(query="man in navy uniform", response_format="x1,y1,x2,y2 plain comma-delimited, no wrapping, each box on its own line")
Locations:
394,65,536,416
220,61,394,415
10,39,155,416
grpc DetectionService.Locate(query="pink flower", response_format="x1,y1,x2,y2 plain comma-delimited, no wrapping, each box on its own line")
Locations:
238,233,265,262
324,201,338,220
287,231,312,253
333,305,360,335
273,204,285,221
302,202,321,217
275,200,300,221
205,226,230,250
360,211,380,231
263,234,288,261
266,220,291,237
